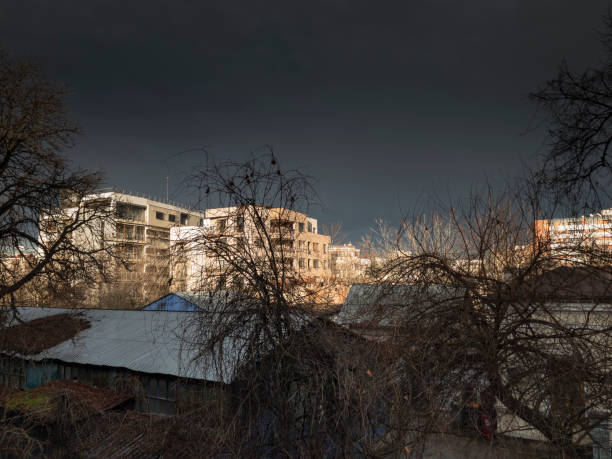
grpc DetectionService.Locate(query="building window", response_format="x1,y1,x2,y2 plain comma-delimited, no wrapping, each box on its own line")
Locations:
156,211,165,220
199,218,204,226
116,224,145,241
299,222,305,232
116,202,145,221
323,244,326,254
313,259,320,269
119,243,142,260
217,219,227,232
299,258,305,269
308,222,313,232
116,223,124,239
168,214,176,223
146,229,169,240
236,217,245,231
180,213,188,225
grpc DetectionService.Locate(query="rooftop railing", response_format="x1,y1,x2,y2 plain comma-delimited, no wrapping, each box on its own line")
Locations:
94,187,204,213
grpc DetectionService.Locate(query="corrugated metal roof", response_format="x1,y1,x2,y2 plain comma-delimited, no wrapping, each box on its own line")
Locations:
2,307,242,383
335,283,464,327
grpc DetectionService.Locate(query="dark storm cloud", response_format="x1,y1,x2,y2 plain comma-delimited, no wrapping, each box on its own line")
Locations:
1,0,610,240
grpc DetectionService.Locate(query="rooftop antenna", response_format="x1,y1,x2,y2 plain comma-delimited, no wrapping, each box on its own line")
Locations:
165,176,169,202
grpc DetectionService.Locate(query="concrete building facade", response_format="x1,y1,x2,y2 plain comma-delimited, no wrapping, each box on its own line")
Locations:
535,209,612,250
328,243,371,282
170,206,332,292
535,209,612,265
41,191,204,305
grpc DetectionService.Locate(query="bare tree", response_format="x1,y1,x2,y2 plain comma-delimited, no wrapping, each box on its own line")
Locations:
0,48,115,309
0,48,123,456
164,154,438,456
531,12,612,210
320,221,345,244
369,183,612,456
178,154,333,357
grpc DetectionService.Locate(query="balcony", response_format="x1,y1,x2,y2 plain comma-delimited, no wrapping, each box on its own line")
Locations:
115,215,145,224
269,220,295,235
146,246,170,256
115,202,146,222
146,229,170,241
109,236,146,244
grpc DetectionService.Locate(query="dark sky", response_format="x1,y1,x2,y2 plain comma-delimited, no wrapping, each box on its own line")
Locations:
1,1,610,241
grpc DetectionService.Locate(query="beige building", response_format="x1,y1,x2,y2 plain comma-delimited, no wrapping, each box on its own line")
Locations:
171,206,332,292
329,243,371,282
41,190,204,305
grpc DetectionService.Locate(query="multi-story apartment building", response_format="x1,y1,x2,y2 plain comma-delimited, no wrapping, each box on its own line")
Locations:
329,243,371,282
170,206,331,292
41,190,204,305
535,209,612,256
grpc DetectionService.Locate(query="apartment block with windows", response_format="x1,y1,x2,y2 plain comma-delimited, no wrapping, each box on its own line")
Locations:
170,206,332,291
42,191,204,304
328,243,371,282
536,209,612,250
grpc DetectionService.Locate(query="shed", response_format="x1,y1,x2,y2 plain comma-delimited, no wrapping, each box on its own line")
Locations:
0,307,243,414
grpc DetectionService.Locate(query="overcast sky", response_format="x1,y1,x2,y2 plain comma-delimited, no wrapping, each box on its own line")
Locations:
1,1,610,241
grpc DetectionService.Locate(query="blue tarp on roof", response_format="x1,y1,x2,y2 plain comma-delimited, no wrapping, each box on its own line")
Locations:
141,291,240,312
141,292,200,311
